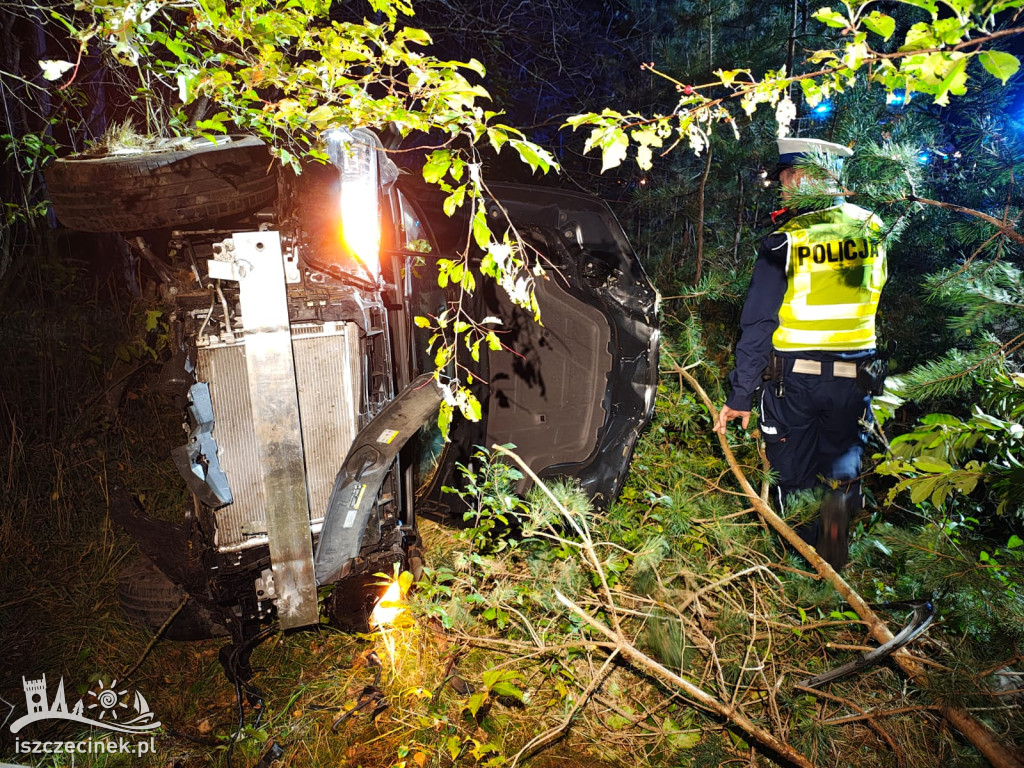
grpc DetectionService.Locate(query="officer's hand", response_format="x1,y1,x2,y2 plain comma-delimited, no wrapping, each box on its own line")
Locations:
713,406,751,434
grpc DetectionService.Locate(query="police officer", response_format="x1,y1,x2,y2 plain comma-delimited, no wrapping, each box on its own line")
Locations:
713,137,887,571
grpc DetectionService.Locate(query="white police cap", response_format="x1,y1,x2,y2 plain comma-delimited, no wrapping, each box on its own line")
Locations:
776,137,853,166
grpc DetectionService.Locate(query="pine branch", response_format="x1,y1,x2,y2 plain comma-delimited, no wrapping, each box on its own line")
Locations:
904,195,1024,247
493,444,820,768
898,346,1003,402
674,365,1024,768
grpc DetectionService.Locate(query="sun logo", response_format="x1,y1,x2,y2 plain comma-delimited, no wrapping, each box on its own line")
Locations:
86,679,129,721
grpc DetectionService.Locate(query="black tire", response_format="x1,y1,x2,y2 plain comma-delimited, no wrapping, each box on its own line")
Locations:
45,136,277,233
117,556,229,641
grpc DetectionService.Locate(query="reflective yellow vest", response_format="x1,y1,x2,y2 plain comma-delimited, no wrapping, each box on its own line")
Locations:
772,203,887,351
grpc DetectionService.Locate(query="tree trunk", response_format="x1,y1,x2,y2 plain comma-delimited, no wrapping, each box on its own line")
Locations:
695,144,712,282
732,170,744,265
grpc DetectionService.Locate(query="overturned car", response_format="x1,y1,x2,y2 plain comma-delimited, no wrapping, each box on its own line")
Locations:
44,130,659,644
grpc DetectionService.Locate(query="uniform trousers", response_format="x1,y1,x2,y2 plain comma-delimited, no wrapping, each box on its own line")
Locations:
756,357,871,545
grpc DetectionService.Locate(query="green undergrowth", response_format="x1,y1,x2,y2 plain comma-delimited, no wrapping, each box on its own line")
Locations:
3,257,1022,767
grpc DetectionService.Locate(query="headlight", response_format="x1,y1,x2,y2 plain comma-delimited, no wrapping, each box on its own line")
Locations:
369,578,405,628
325,127,381,278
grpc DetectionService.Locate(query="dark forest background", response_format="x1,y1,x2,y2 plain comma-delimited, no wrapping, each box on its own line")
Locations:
2,1,1023,767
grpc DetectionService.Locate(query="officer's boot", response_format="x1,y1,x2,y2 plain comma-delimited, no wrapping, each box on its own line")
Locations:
815,489,850,571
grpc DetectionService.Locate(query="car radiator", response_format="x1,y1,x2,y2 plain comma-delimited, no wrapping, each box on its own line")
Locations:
196,321,363,551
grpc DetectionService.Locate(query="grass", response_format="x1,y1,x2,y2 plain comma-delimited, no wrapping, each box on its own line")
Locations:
2,249,1022,768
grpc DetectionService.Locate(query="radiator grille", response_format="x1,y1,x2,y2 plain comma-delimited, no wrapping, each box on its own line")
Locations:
197,322,362,551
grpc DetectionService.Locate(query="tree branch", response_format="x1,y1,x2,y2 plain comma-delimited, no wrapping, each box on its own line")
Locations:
673,365,1024,768
904,195,1024,247
495,444,818,767
555,590,818,768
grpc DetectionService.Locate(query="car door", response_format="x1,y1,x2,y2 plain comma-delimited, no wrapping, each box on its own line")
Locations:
399,181,660,519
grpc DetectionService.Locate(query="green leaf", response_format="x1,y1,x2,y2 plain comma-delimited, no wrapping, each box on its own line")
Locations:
899,0,938,14
563,113,597,129
163,36,187,62
812,7,849,28
422,150,452,184
921,413,961,427
668,729,701,750
933,17,965,45
900,22,939,52
605,714,631,729
1007,535,1023,549
913,457,952,473
437,401,452,438
466,691,487,717
39,59,74,81
449,262,464,284
599,128,629,172
800,78,824,107
306,105,335,129
472,205,491,250
446,735,462,759
195,117,227,134
862,11,895,40
931,481,951,510
443,184,466,216
933,55,968,106
486,127,508,152
463,57,486,76
978,51,1020,85
414,315,431,328
728,730,749,750
398,570,414,593
434,346,449,368
490,681,524,701
910,476,939,504
461,390,482,421
481,667,514,689
398,26,432,45
510,139,553,174
715,68,749,85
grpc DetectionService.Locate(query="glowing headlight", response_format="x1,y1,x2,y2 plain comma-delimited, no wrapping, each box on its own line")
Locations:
325,128,381,277
369,579,405,628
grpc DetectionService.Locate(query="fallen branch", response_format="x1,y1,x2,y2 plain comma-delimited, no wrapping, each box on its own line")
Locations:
510,650,620,767
493,443,819,768
556,590,817,768
674,365,1024,768
794,683,907,766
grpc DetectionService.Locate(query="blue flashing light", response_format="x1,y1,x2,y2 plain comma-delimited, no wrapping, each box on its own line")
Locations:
887,90,907,106
812,100,833,117
917,149,931,165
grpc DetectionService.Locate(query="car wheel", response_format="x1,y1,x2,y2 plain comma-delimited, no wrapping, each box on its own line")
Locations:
44,135,277,233
117,556,229,641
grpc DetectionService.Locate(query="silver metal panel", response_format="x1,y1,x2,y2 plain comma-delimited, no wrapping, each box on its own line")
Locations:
293,323,362,522
199,324,361,548
198,344,266,538
224,231,318,629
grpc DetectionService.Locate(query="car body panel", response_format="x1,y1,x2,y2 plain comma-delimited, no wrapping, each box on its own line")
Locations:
403,181,660,518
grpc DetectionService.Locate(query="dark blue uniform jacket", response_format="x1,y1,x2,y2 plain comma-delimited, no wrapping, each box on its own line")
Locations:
725,225,873,412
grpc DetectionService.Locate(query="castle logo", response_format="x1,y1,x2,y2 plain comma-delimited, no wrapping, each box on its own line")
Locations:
9,674,160,736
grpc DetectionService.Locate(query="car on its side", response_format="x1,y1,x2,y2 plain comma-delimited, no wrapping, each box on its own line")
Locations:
44,129,659,655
